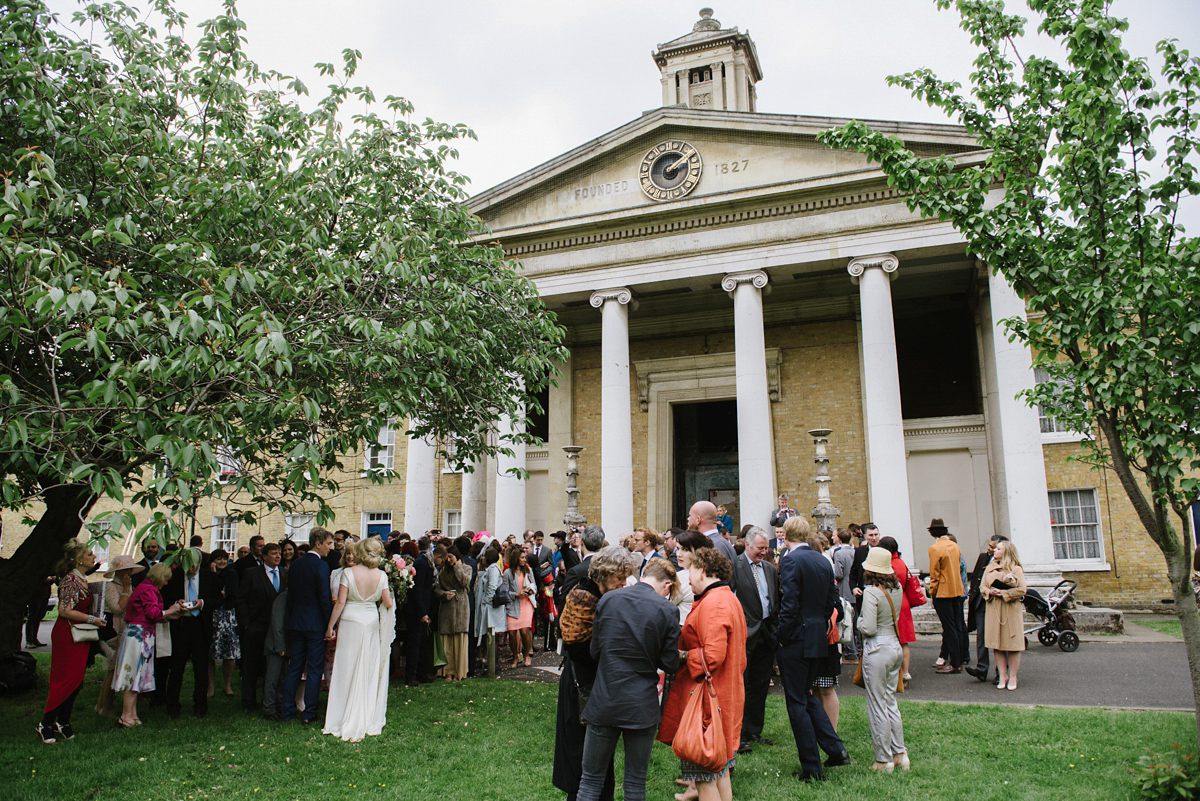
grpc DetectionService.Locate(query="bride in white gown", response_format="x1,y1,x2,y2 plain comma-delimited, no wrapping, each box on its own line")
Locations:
323,537,396,742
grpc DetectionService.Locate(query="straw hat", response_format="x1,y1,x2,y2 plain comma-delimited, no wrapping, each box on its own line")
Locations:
104,554,146,578
862,546,894,575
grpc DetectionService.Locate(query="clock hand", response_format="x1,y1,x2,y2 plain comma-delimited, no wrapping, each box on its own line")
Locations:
662,159,685,179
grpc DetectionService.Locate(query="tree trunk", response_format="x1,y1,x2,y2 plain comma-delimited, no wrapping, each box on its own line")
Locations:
1167,544,1200,745
0,485,95,653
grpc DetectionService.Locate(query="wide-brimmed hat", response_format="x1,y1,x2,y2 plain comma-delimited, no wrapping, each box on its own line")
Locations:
862,546,895,575
104,554,146,578
928,518,949,534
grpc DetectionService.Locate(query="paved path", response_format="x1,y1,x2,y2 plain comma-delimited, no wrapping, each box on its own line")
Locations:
30,614,1193,710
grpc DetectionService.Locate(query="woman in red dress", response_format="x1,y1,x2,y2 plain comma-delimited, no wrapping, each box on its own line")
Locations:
879,536,917,683
38,539,106,744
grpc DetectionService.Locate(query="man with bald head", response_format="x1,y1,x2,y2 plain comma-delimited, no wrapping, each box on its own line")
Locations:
688,500,737,566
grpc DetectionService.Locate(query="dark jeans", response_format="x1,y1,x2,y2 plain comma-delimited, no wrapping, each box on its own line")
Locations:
777,644,844,777
240,630,267,709
166,616,210,715
404,618,430,681
577,723,656,801
741,638,775,739
933,597,966,668
282,631,325,722
971,594,990,672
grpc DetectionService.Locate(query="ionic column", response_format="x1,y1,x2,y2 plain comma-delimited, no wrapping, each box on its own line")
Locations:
492,405,527,538
460,455,487,534
848,254,915,562
403,424,437,535
722,270,776,530
590,288,635,537
985,267,1058,572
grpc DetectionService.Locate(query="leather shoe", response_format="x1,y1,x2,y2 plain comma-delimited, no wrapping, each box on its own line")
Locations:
746,733,774,745
737,741,754,755
965,666,987,681
824,750,851,767
792,771,825,783
935,665,962,674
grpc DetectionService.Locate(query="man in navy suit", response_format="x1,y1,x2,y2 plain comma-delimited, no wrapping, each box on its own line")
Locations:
776,517,848,782
403,535,436,686
282,527,333,723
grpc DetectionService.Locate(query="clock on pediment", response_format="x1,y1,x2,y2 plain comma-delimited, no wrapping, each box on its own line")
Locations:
639,140,702,201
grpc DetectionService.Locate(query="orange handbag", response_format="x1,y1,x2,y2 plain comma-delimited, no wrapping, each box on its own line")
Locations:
671,649,727,772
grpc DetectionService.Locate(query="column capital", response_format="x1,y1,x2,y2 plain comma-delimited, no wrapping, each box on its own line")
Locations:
847,253,899,285
721,269,769,295
589,287,635,309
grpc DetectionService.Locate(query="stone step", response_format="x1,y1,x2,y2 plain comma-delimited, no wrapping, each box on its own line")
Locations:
910,603,1123,634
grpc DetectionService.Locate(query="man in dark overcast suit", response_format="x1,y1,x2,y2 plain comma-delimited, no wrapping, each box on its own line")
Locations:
733,526,780,752
561,525,606,598
237,541,285,713
282,528,333,723
776,522,848,782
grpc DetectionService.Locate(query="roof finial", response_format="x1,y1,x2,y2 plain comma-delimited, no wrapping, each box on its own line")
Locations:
694,8,721,32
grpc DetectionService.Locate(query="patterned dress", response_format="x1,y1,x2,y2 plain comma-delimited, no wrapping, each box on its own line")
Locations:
113,580,166,693
209,566,241,660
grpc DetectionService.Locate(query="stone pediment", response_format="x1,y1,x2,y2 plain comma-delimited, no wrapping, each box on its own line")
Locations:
469,107,979,238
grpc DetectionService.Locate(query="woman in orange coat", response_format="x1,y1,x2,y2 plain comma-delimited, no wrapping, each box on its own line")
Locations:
658,547,747,801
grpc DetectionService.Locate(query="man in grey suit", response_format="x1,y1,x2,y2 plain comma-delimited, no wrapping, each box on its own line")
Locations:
732,526,780,752
688,500,738,568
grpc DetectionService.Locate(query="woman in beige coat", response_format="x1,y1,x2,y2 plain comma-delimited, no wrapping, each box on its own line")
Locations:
434,545,473,681
981,540,1027,691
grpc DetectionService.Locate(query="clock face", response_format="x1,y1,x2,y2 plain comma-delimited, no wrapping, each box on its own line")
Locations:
639,140,702,201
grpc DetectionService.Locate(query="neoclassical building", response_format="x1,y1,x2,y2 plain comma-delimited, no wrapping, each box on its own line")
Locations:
6,9,1188,608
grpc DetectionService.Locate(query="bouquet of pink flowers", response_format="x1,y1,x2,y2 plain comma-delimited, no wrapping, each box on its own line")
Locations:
382,554,415,607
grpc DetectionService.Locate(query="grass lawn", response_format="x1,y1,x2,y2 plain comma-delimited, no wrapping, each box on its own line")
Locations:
1138,618,1184,639
1,654,1194,800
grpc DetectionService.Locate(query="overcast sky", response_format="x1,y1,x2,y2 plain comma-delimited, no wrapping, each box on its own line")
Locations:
45,0,1200,197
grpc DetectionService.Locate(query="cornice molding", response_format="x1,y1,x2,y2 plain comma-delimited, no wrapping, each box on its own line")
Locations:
501,187,905,258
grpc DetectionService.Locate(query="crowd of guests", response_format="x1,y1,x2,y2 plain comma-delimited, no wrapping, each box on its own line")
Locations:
33,498,1031,794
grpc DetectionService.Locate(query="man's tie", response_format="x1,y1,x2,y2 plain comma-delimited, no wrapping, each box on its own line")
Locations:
270,567,279,592
187,574,199,616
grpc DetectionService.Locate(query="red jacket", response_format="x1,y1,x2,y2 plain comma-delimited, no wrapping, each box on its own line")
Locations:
657,583,747,764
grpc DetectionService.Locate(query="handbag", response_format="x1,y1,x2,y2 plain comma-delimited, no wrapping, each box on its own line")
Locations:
852,588,905,693
904,570,927,608
491,580,513,608
671,648,727,773
70,623,99,643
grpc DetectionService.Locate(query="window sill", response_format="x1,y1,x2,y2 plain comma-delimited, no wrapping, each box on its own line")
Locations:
1057,561,1112,573
1041,431,1089,445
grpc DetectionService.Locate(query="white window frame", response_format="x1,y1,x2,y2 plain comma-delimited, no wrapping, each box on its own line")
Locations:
91,518,114,571
443,508,462,540
441,437,461,474
216,444,241,483
1034,367,1089,443
212,515,238,554
1049,488,1108,567
284,514,314,542
364,420,395,472
361,511,393,539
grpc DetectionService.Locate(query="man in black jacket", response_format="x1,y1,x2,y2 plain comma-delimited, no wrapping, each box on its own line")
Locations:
562,525,606,598
777,529,848,782
848,523,880,660
733,527,780,752
161,549,221,718
966,535,1006,682
233,535,264,578
237,542,285,712
403,536,435,686
578,554,680,801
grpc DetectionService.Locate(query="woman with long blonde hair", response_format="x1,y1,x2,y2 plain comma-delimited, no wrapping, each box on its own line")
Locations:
981,540,1027,690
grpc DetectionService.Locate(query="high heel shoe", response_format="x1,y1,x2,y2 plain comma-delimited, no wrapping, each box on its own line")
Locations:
894,752,911,771
1006,678,1017,690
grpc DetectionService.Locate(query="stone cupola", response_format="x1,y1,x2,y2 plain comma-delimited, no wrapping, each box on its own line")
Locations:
652,8,762,112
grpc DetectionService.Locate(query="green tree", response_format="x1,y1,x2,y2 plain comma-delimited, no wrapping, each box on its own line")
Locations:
0,0,563,649
820,0,1200,738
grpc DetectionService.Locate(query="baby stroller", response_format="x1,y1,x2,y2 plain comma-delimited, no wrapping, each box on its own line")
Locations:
1023,579,1079,652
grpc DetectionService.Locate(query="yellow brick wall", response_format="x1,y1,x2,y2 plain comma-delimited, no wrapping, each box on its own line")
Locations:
1044,439,1181,609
